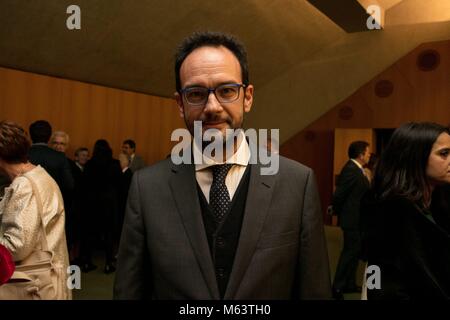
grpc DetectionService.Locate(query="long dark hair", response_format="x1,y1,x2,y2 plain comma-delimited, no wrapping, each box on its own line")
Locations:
91,139,113,164
373,122,450,208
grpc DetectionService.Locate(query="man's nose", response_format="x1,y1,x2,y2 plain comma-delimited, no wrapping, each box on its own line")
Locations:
203,91,223,114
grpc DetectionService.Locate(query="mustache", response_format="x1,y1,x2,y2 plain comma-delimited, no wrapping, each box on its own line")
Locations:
200,114,232,125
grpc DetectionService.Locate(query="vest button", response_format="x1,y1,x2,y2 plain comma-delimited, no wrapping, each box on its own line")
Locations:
217,268,225,278
216,237,225,248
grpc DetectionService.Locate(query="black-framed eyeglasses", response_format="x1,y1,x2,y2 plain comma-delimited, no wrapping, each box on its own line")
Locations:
180,83,246,106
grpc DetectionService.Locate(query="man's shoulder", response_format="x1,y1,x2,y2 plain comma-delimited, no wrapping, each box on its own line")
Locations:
29,145,66,162
133,157,175,181
339,160,360,175
278,155,312,174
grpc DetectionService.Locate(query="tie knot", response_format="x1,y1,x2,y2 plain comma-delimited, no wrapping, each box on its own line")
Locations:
211,164,233,182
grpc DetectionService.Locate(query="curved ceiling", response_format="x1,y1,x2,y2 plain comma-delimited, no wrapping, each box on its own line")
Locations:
1,0,450,143
0,0,343,96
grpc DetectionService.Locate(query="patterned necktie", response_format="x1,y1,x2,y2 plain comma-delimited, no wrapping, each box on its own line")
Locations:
210,164,233,221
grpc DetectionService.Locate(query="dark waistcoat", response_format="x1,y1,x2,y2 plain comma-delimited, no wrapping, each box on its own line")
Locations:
197,165,251,298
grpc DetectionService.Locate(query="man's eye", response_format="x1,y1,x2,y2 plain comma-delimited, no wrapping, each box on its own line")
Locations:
218,86,237,97
187,90,206,99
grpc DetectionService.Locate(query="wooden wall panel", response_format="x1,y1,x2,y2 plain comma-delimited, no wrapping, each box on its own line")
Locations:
281,40,450,224
0,67,184,165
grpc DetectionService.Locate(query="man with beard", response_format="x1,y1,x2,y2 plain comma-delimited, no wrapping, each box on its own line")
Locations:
114,32,331,300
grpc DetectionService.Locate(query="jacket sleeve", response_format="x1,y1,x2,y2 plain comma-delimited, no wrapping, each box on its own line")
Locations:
332,166,357,214
61,156,75,192
298,169,332,299
113,170,152,299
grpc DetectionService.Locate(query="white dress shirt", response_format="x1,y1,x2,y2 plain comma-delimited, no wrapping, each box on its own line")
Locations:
193,131,250,203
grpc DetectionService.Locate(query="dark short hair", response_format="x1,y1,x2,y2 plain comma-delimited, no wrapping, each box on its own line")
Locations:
175,31,249,92
123,139,136,150
373,122,450,207
29,120,52,143
74,147,88,157
348,141,369,159
0,121,31,164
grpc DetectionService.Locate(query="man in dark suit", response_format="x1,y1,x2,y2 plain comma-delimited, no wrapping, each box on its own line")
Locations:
48,130,79,261
117,153,133,248
28,120,74,196
332,140,371,299
69,147,90,268
121,139,145,173
114,32,331,300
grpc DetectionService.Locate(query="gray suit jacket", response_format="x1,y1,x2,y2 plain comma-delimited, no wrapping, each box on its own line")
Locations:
129,154,145,173
114,156,331,299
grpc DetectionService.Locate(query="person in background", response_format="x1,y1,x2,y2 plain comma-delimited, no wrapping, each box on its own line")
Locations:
363,153,378,183
0,121,71,299
49,130,78,261
332,141,371,300
28,121,74,199
121,139,145,173
117,153,133,247
68,147,89,267
364,122,450,299
84,140,121,274
50,131,70,154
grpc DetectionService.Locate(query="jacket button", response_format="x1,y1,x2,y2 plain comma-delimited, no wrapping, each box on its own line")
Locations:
216,237,225,248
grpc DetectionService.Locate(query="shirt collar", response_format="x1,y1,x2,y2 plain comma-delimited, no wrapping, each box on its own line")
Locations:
194,130,250,172
75,162,84,171
351,158,364,170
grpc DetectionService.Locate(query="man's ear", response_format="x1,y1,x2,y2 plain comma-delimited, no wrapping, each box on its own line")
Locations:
174,92,184,118
243,84,254,113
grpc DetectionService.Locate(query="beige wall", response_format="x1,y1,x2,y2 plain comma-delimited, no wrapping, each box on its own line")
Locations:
246,20,450,144
0,67,184,164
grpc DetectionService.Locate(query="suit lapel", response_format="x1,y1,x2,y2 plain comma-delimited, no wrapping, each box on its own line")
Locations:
168,162,220,299
224,163,277,299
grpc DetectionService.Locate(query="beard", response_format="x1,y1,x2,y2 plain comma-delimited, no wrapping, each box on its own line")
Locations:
183,109,244,151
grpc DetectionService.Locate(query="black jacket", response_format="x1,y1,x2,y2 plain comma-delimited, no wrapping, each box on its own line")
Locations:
332,160,370,229
364,194,450,300
29,144,74,194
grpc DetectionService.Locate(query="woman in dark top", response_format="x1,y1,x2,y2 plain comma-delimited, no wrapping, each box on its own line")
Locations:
364,122,450,299
83,139,121,274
